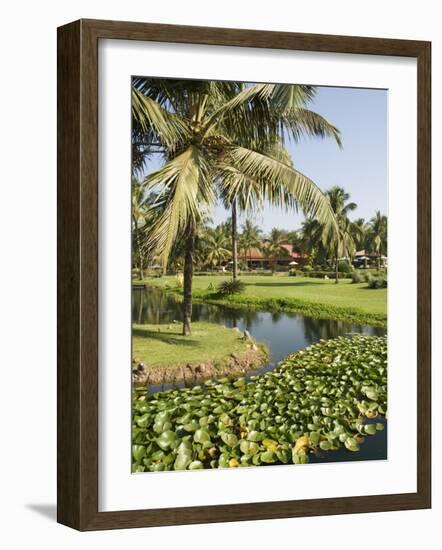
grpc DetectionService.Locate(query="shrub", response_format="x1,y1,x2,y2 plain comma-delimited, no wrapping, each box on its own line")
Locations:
337,260,352,273
351,272,364,284
367,276,387,289
301,265,313,272
217,279,246,296
289,269,297,277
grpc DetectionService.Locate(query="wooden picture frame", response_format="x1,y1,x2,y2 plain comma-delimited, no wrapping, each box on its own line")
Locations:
57,18,431,531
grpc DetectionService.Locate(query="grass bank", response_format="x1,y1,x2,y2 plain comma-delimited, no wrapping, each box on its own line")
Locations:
132,322,268,385
138,275,387,328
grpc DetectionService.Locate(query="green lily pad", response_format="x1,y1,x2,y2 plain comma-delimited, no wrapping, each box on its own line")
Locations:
194,428,211,444
260,451,276,463
188,460,204,470
220,432,238,447
173,452,192,470
247,430,264,442
364,424,377,435
156,430,177,451
132,445,146,462
344,437,360,452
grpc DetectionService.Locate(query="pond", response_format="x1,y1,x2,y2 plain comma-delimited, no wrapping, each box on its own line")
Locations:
133,286,385,365
133,286,387,463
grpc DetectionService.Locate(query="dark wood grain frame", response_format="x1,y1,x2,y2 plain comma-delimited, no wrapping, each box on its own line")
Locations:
57,18,431,531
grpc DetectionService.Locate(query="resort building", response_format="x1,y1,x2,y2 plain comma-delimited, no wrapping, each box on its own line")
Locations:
237,243,308,269
353,249,387,268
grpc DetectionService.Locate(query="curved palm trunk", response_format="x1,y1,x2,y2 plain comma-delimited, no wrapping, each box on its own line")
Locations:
231,200,238,280
182,224,195,336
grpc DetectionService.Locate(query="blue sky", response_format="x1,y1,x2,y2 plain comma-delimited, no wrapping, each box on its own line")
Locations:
140,84,387,234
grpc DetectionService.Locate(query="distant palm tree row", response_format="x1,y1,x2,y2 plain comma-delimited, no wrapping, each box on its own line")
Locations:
131,78,381,335
134,181,387,279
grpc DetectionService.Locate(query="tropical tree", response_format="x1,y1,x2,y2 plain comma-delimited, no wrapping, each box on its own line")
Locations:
239,220,262,268
297,217,325,266
203,226,231,269
351,217,368,250
218,86,342,280
263,228,289,274
367,211,388,269
323,186,358,283
132,79,339,335
132,178,147,280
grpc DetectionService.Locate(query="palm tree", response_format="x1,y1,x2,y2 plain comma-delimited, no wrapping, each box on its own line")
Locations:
298,217,325,266
132,178,147,280
263,228,289,274
240,220,262,269
218,86,342,280
204,226,231,269
367,211,388,269
352,217,368,250
132,79,339,335
324,186,358,283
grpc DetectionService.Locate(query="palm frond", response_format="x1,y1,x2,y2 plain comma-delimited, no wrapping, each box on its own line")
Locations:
282,109,342,147
268,84,317,110
131,89,190,152
225,146,337,229
142,146,215,268
202,83,275,139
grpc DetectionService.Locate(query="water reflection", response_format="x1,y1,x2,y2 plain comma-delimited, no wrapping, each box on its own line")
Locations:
133,286,385,365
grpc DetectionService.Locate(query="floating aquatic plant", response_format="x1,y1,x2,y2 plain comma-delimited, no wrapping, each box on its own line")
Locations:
132,335,387,472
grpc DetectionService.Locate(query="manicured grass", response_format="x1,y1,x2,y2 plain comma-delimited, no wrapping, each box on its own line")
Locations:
133,322,254,368
140,275,387,327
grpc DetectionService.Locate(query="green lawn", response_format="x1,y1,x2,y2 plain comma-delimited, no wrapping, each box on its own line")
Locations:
133,322,254,368
141,274,387,327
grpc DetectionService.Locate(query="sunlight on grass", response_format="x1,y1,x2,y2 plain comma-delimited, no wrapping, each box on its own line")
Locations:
133,322,251,368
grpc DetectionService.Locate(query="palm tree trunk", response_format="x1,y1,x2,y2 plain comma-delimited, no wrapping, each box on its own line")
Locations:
231,200,238,280
377,253,381,271
182,223,195,336
133,216,144,280
335,252,339,284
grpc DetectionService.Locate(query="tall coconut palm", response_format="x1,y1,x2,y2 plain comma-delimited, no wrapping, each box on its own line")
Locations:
324,186,357,283
132,79,339,335
239,220,262,268
298,217,325,266
204,226,231,269
367,211,388,269
263,228,289,274
352,217,368,250
132,178,147,280
218,86,342,280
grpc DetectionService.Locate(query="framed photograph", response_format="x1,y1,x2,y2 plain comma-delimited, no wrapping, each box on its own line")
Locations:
57,19,431,530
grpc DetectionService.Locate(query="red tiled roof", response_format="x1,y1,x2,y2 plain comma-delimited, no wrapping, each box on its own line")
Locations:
239,243,305,261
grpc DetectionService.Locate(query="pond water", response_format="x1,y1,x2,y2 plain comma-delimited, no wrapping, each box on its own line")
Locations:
133,286,387,463
133,286,385,365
